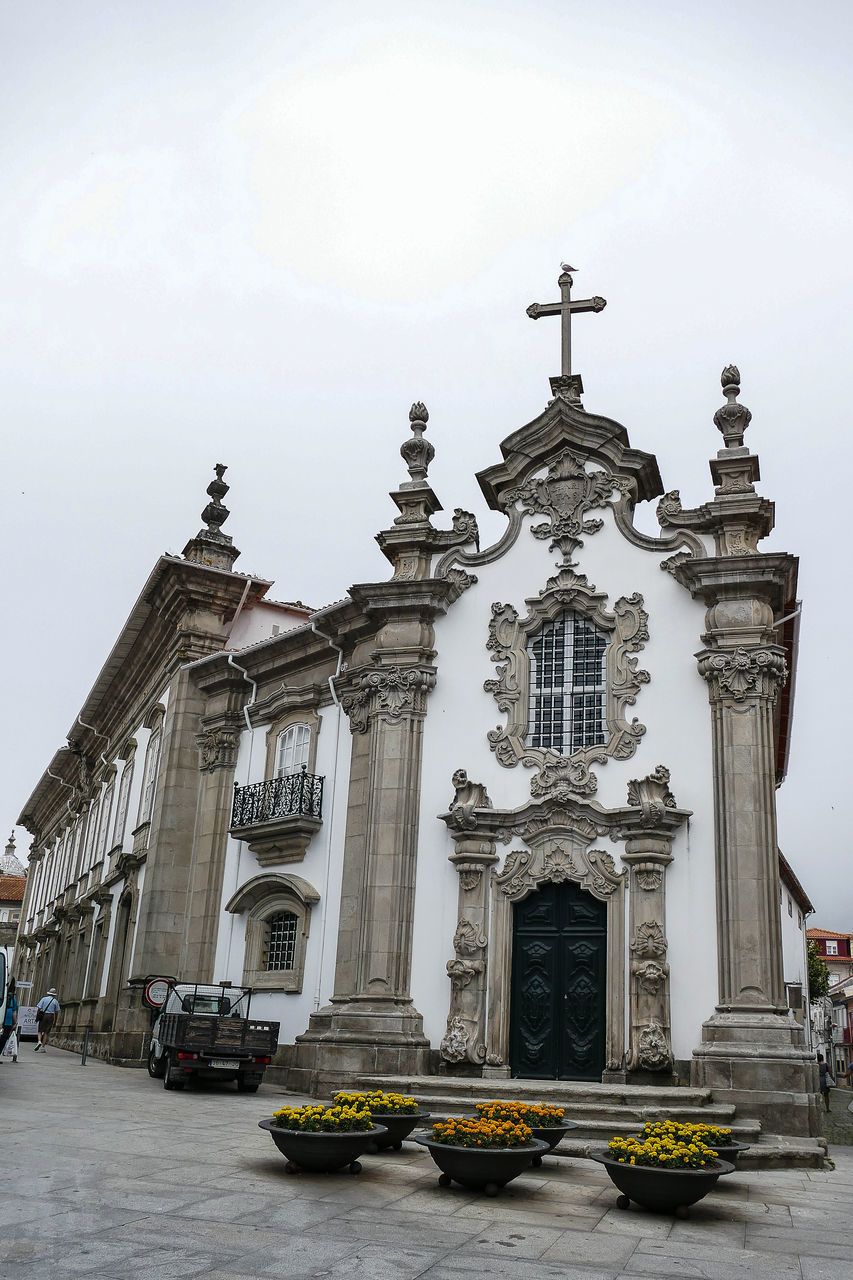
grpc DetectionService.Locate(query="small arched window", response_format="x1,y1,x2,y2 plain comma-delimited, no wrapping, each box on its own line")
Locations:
275,723,310,778
265,910,299,971
527,610,607,755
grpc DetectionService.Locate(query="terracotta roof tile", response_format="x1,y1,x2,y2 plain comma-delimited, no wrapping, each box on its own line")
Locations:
807,927,853,940
0,876,26,902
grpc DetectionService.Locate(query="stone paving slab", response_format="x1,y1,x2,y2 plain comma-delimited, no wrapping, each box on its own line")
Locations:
3,1048,852,1279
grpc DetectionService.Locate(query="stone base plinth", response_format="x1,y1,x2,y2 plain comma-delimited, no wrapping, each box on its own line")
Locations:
285,998,431,1095
691,1010,821,1137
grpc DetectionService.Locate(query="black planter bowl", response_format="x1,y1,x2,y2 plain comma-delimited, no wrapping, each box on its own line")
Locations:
365,1112,431,1152
705,1140,751,1166
590,1150,735,1217
258,1120,388,1174
414,1135,549,1196
631,1134,751,1168
528,1121,579,1166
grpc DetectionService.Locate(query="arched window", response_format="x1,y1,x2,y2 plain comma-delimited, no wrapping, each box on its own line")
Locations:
138,727,162,825
264,911,299,971
527,610,607,755
275,723,310,778
225,873,320,993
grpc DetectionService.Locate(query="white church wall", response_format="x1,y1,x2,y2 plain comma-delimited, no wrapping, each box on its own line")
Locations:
413,477,720,1059
213,698,353,1042
230,605,310,650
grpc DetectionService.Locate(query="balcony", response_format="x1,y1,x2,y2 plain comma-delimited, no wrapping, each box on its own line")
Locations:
230,769,324,867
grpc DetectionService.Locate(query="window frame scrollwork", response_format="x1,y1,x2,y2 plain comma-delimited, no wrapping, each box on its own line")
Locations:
485,566,649,798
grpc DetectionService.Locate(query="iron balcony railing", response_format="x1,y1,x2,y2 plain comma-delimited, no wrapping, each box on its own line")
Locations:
231,768,324,829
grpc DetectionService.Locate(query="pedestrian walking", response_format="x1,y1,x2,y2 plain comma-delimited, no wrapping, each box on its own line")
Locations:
34,988,60,1052
0,978,18,1059
817,1051,835,1112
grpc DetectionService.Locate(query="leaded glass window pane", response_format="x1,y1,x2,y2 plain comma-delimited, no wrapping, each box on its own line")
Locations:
527,611,607,754
265,911,298,971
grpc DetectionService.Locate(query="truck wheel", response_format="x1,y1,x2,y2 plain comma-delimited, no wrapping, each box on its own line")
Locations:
147,1045,166,1079
163,1053,185,1091
237,1076,260,1093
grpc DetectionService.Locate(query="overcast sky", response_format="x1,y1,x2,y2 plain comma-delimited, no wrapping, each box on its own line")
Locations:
3,0,851,927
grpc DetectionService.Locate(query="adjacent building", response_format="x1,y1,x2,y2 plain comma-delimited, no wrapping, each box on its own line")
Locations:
806,927,853,983
0,834,27,950
14,270,820,1135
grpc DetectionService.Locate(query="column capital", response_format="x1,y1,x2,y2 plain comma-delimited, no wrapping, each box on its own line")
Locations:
337,662,437,734
697,645,787,705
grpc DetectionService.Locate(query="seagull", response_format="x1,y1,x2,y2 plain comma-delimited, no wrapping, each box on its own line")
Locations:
560,263,578,273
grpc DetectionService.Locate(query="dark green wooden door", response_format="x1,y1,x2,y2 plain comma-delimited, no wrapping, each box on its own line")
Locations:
509,880,607,1080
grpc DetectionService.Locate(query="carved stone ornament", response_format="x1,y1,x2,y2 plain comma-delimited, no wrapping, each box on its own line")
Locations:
635,868,663,891
713,366,752,449
698,647,787,704
400,402,435,483
449,769,493,813
485,566,649,795
631,921,668,959
541,843,576,883
457,868,482,891
496,841,624,904
339,664,437,734
439,1014,470,1063
632,958,670,994
636,1019,672,1070
196,725,241,774
453,917,488,957
626,765,677,824
502,448,631,563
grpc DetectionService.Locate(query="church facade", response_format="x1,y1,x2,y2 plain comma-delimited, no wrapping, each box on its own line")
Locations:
15,269,819,1136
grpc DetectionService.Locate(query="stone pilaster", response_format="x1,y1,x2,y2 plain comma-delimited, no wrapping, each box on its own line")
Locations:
289,579,462,1093
130,666,207,980
623,837,675,1079
178,721,241,981
440,820,499,1069
677,559,819,1134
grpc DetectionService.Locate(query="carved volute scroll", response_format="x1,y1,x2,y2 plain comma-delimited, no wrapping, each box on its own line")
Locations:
485,565,649,798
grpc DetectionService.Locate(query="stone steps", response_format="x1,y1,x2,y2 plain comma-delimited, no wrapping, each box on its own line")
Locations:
345,1073,757,1143
342,1072,777,1146
321,1073,826,1168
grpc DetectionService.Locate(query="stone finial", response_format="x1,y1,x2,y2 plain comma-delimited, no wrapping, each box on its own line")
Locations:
183,462,240,569
400,403,435,484
200,463,230,535
713,365,752,449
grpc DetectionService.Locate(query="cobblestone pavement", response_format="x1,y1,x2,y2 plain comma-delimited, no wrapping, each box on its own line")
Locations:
3,1047,852,1279
819,1083,853,1145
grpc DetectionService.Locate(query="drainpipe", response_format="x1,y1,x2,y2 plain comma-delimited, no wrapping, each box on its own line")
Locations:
75,715,111,771
309,613,344,1012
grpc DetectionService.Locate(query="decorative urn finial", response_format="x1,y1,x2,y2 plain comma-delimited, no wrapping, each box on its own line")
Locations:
400,402,435,483
713,365,752,448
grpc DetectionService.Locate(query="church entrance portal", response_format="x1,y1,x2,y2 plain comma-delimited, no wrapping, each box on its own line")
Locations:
509,880,607,1080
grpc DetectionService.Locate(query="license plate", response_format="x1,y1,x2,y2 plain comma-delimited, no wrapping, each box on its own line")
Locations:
209,1059,240,1069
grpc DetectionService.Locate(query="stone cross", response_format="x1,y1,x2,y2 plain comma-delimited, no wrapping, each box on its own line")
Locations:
526,265,606,377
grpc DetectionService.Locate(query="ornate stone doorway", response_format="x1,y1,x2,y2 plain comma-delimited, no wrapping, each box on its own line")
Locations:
509,880,607,1080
